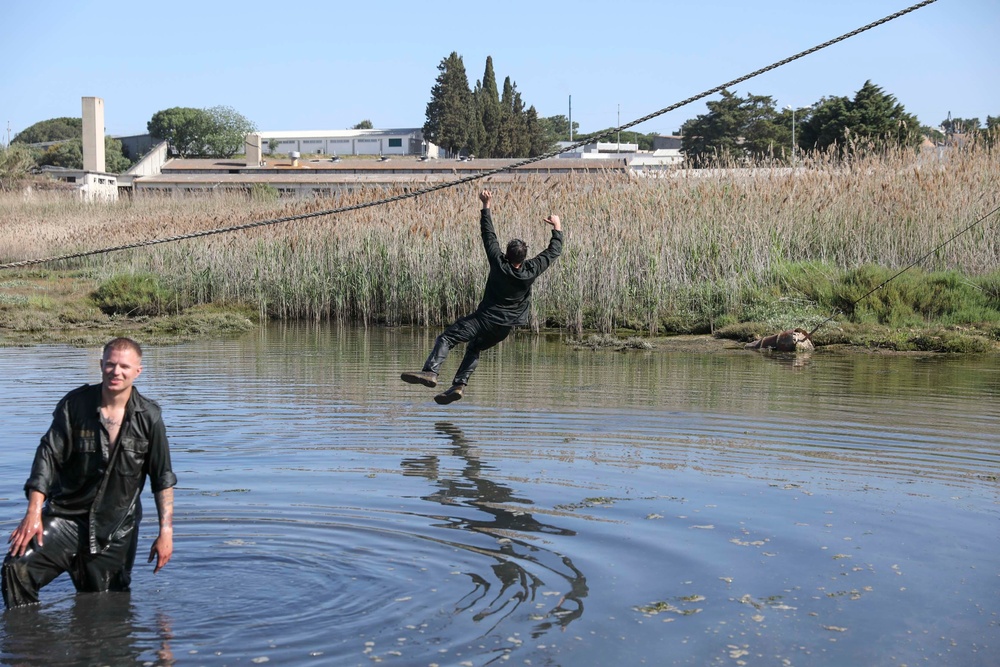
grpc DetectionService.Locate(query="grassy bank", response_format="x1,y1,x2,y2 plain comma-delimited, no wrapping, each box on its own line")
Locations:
0,269,256,347
1,142,997,351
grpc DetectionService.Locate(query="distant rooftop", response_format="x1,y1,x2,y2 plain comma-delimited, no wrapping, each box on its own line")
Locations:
257,129,424,139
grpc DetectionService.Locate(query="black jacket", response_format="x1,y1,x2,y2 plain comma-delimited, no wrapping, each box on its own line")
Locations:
475,208,563,327
24,384,177,554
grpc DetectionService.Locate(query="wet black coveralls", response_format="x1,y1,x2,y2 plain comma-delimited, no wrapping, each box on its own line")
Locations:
421,207,563,386
2,384,176,608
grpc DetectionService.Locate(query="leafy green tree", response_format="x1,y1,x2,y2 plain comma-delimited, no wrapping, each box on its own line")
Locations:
423,52,473,157
36,136,131,172
539,115,578,144
38,140,83,169
680,90,784,163
352,119,374,129
740,94,785,157
849,81,920,147
798,81,920,152
204,105,257,158
0,143,37,190
148,107,214,157
796,95,849,150
104,137,132,172
148,106,255,158
12,117,82,144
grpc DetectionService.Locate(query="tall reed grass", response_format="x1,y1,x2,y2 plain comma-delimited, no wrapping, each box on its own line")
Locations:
1,142,997,334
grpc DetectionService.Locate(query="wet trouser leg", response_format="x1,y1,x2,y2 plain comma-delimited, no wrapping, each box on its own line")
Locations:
72,520,139,595
2,515,83,608
2,514,139,609
453,323,512,386
423,313,481,376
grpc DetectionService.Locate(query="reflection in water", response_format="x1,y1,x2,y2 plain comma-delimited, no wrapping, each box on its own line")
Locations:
1,593,174,667
754,350,813,369
402,422,588,638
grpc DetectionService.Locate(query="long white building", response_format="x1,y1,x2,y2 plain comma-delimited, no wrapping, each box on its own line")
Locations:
257,129,437,158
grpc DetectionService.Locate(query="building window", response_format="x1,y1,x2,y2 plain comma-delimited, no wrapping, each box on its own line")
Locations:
388,138,402,148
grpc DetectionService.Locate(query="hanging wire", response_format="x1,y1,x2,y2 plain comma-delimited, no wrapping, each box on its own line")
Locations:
808,198,1000,337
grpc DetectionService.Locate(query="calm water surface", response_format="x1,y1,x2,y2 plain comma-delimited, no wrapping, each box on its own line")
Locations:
1,325,997,666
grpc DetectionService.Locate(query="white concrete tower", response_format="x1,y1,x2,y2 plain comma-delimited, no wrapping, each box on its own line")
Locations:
82,96,105,173
246,133,263,167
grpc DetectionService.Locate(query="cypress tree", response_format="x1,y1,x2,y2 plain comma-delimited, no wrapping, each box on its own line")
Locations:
525,106,550,157
469,80,486,157
497,77,516,157
479,56,502,158
423,52,473,157
511,87,530,157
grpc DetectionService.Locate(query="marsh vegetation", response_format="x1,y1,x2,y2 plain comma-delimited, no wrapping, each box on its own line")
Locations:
1,142,997,350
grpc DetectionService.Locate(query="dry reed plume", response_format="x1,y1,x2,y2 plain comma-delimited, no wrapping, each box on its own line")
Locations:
1,142,996,334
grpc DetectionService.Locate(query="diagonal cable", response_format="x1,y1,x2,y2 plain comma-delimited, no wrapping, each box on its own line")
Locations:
0,0,938,271
808,199,1000,337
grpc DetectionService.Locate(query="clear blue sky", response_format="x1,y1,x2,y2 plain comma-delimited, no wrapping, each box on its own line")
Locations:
2,0,997,142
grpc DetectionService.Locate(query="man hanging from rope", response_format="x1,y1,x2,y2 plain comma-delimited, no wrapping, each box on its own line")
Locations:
401,189,563,405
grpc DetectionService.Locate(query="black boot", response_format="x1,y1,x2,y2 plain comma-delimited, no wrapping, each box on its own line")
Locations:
401,371,438,388
434,384,464,405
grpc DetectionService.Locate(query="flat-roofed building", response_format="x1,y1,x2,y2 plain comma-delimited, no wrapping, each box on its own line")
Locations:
132,156,630,198
41,166,119,202
258,129,437,158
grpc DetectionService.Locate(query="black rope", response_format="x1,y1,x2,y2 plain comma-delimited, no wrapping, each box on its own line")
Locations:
808,199,1000,338
0,0,938,271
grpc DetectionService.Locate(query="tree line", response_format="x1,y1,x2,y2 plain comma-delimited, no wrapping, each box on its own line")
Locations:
681,80,998,164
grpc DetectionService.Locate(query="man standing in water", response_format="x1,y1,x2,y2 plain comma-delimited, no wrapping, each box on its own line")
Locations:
401,189,563,404
3,337,176,608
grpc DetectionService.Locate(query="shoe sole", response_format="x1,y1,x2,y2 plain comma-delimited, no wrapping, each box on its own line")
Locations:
401,372,437,388
434,392,463,405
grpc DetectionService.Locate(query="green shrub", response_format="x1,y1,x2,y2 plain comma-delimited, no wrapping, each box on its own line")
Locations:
92,274,180,317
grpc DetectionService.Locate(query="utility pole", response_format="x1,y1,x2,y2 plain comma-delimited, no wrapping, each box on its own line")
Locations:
568,95,573,141
617,104,621,151
785,105,798,166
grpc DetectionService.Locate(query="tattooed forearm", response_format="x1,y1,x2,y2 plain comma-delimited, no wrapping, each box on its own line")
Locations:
155,487,174,531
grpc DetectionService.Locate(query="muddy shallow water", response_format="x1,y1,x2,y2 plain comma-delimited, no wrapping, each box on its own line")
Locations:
1,325,997,666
